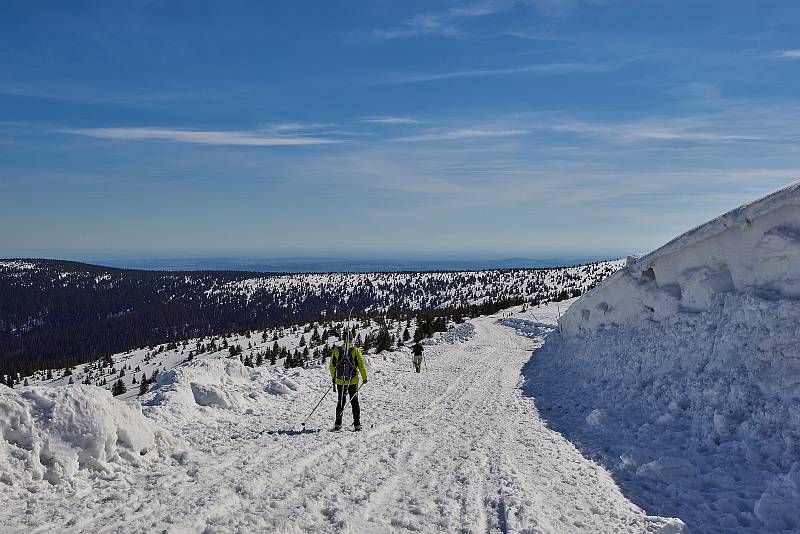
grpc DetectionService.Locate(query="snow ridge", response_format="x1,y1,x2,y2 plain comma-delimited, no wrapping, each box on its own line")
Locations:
533,180,800,532
0,385,175,487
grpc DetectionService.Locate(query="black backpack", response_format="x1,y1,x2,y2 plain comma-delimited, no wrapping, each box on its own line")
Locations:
334,346,358,381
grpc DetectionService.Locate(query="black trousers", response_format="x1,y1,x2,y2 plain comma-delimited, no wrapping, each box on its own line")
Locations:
335,383,360,426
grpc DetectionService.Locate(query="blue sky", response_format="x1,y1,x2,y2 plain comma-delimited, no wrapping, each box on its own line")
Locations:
1,0,799,260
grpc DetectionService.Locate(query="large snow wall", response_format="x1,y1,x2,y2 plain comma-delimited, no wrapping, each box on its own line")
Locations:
530,181,800,532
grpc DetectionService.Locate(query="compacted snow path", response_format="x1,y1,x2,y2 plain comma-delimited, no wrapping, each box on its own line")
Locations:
3,313,681,533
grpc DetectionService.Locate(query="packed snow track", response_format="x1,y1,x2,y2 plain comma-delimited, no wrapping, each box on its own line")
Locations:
1,312,681,533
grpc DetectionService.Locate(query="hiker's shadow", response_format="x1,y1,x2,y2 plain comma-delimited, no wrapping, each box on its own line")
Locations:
264,428,322,437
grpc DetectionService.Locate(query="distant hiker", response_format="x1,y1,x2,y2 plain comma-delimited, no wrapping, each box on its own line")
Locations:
329,342,367,431
411,340,424,373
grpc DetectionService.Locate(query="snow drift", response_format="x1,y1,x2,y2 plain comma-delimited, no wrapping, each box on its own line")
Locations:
145,358,276,412
426,321,476,344
0,385,174,487
527,181,800,532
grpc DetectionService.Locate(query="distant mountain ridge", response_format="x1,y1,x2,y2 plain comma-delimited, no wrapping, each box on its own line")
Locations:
0,258,622,379
80,256,611,273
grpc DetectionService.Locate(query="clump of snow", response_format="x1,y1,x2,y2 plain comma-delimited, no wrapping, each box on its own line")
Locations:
586,408,607,427
500,318,555,339
754,462,800,531
146,358,259,412
265,377,301,396
0,384,174,487
426,321,476,345
527,181,800,533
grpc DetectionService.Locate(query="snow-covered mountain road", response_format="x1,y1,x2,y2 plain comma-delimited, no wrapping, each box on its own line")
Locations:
4,311,681,533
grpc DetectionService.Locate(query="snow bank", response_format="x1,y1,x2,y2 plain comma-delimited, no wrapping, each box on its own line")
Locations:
146,358,262,411
500,318,555,339
528,181,800,532
426,321,476,345
0,385,174,487
561,180,800,336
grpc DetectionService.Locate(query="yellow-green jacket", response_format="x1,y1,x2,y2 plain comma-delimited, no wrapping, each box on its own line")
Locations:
329,344,367,385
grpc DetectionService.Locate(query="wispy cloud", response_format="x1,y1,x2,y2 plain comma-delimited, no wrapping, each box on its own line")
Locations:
373,0,515,40
372,62,613,85
393,128,529,142
262,122,334,132
527,114,771,143
58,127,343,146
777,49,800,59
372,0,610,40
360,116,423,124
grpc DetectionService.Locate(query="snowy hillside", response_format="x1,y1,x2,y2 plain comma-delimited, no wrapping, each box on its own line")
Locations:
0,302,684,533
525,181,800,532
0,259,622,379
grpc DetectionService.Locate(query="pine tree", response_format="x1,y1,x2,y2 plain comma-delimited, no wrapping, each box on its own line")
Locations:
299,335,306,347
403,327,410,342
375,325,393,353
139,373,149,396
112,380,126,396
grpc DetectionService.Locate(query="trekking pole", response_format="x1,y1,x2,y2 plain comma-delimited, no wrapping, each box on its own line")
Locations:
301,382,333,428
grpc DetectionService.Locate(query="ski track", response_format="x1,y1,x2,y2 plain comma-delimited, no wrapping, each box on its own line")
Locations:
5,315,680,533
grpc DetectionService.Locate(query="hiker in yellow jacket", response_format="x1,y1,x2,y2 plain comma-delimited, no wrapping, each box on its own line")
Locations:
329,342,368,431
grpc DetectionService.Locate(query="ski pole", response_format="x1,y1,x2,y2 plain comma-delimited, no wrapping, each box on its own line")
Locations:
301,382,333,428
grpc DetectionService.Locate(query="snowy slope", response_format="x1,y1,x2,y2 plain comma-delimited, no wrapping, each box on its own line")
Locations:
0,305,683,533
526,181,800,532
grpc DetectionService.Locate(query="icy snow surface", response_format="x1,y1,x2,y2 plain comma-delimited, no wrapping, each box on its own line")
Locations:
523,181,800,533
0,307,681,533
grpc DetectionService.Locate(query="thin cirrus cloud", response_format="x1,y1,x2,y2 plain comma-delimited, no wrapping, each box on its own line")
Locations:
393,128,529,142
777,50,800,59
57,127,344,146
539,118,768,143
360,116,423,124
372,0,515,39
372,62,614,85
